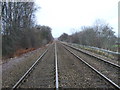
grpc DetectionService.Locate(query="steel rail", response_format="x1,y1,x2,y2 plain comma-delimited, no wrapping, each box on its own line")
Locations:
55,43,59,90
62,42,120,68
12,47,50,90
62,44,120,89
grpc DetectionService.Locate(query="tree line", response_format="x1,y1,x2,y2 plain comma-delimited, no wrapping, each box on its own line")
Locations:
1,2,53,58
58,20,118,51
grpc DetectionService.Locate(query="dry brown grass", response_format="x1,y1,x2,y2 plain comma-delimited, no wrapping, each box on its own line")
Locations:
14,48,36,57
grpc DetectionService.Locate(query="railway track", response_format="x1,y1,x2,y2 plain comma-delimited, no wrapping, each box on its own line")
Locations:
62,42,119,67
60,42,120,89
2,41,119,89
11,43,59,89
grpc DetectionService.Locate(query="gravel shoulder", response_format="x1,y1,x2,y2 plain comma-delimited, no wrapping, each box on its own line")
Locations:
2,45,49,88
57,43,114,88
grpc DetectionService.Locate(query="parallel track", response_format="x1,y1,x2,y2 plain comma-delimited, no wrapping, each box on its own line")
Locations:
61,43,120,89
62,42,120,68
10,41,119,89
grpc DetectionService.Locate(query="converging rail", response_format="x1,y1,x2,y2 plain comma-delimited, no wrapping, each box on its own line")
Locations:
61,43,120,89
55,42,59,90
62,42,120,68
7,41,119,89
12,46,50,89
12,43,59,89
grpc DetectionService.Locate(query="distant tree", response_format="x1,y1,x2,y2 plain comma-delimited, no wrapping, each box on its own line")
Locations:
58,19,117,51
69,32,79,43
58,33,69,42
79,27,97,46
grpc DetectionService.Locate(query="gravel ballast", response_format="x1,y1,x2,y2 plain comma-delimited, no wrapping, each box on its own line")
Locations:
2,45,49,88
2,42,118,89
20,44,55,88
57,43,114,88
64,44,119,85
69,43,119,66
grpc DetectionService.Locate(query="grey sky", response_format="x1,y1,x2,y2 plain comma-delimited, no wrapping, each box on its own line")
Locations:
34,0,119,38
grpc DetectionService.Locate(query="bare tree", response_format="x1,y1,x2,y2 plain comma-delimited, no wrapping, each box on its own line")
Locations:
58,19,117,51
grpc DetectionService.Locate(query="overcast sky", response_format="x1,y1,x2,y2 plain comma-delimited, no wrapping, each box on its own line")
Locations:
34,0,119,38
